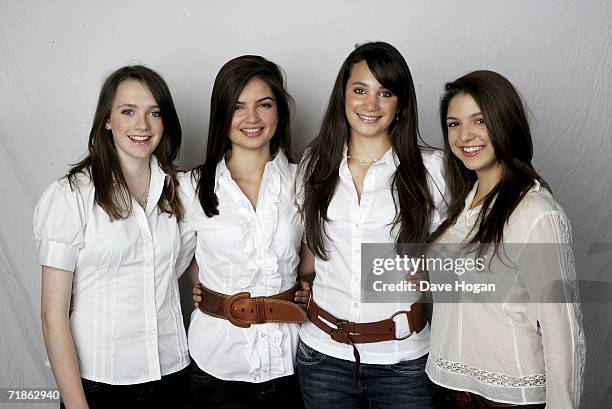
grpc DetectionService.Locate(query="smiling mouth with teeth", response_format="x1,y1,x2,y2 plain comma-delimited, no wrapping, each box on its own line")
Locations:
241,128,264,137
462,145,484,153
357,114,381,123
129,135,151,142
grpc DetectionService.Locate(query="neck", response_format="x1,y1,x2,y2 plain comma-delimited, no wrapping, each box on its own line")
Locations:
119,155,151,186
347,134,391,162
475,164,503,202
226,146,271,180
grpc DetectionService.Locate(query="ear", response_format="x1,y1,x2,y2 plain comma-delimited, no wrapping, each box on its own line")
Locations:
105,118,111,130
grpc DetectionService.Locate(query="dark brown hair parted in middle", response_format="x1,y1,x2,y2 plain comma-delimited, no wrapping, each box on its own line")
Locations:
300,41,435,260
194,55,295,217
428,70,550,254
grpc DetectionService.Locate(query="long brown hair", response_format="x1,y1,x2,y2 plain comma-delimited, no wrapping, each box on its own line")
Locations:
429,70,550,254
300,42,435,260
195,55,294,217
68,65,183,221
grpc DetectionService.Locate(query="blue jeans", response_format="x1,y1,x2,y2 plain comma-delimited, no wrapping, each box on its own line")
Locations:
297,340,434,409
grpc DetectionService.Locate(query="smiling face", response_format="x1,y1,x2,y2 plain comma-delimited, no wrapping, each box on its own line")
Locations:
344,61,398,142
446,92,502,181
106,79,163,165
228,77,278,154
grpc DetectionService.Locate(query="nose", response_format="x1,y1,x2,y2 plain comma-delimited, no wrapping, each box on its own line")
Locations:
134,112,150,131
364,93,379,111
458,124,474,142
244,106,261,123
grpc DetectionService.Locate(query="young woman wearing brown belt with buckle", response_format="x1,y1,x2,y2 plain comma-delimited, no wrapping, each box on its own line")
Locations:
177,55,307,409
295,41,448,409
425,70,584,408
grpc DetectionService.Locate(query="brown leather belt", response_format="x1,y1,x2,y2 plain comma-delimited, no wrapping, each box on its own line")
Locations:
434,385,526,408
198,284,307,328
306,297,427,381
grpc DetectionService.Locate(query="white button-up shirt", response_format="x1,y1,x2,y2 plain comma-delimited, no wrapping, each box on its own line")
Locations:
33,156,190,385
426,181,585,407
177,151,303,383
299,147,448,364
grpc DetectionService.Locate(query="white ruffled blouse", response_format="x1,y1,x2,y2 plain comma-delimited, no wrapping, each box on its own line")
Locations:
426,181,585,407
177,151,303,383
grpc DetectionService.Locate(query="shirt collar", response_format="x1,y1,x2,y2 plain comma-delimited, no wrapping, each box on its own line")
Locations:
215,149,291,182
146,155,169,214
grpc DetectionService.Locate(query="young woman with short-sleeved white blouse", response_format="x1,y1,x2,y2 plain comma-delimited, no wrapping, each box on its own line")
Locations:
33,66,189,409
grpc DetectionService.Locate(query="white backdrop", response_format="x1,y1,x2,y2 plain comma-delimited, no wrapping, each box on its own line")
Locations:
1,1,611,408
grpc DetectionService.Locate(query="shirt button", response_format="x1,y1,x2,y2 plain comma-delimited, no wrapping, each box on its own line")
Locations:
261,333,266,338
353,248,360,254
353,302,359,308
354,223,360,228
257,281,264,286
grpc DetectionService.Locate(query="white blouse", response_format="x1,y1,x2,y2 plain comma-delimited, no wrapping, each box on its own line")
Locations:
177,151,303,383
426,181,585,407
298,147,448,364
32,156,190,385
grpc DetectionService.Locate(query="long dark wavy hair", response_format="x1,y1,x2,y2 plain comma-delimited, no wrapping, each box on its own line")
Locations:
300,41,435,260
429,70,550,255
68,65,183,221
194,55,294,217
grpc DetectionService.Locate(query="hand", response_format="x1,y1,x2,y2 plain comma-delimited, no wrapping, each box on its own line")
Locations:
405,269,429,288
192,281,202,308
294,280,311,307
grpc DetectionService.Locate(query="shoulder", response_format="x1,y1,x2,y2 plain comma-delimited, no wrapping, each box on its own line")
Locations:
419,148,449,213
420,148,444,170
177,169,198,199
420,148,445,187
40,171,93,205
515,183,565,220
507,182,571,241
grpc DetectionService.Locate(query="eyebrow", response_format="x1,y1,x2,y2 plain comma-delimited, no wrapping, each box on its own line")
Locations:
118,103,160,109
235,96,275,104
446,112,482,120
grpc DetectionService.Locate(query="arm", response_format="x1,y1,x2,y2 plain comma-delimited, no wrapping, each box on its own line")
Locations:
519,211,585,408
41,266,88,409
295,242,316,303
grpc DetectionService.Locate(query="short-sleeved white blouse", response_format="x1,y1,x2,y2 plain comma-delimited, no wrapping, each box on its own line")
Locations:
33,156,190,385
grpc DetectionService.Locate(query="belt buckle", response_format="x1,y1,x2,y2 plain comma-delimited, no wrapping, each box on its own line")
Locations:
390,310,413,340
330,319,350,343
225,292,251,328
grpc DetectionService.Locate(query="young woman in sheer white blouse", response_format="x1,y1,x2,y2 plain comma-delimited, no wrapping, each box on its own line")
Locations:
177,55,306,409
33,66,189,409
426,70,585,408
